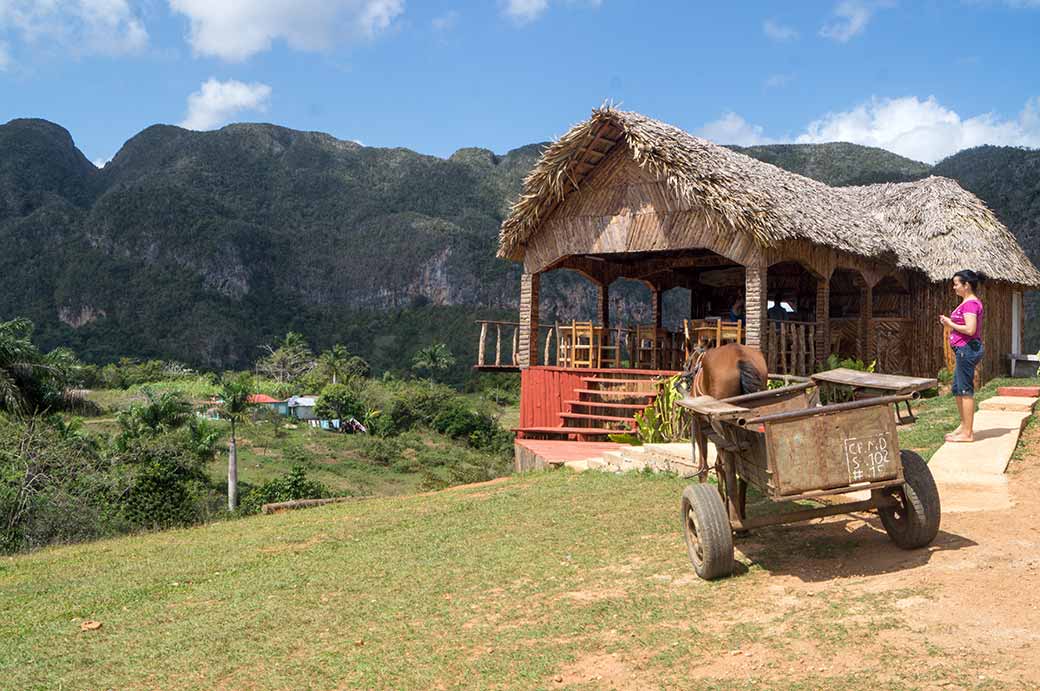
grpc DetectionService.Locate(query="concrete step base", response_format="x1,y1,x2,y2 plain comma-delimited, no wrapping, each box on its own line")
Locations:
978,396,1038,413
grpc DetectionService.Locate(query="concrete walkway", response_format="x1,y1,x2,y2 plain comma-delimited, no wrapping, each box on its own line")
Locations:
927,396,1037,513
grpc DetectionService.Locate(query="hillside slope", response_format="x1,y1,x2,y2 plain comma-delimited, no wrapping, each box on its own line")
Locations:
6,458,1040,689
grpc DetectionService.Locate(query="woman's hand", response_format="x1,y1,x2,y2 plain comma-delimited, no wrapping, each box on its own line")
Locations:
939,315,952,327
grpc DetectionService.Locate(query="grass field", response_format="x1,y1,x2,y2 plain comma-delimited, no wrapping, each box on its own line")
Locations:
0,470,944,691
79,386,521,497
5,380,1034,689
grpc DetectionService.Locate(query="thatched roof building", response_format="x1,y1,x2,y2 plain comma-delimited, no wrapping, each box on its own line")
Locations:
498,106,1038,385
499,107,1040,287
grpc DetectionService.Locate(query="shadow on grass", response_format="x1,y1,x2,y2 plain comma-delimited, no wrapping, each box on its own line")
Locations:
733,515,976,582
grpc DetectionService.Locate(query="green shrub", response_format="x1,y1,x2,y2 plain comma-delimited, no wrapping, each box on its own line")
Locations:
240,466,332,514
115,435,216,530
0,417,123,552
315,383,365,422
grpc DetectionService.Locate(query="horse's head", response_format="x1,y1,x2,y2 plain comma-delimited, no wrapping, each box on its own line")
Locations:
675,340,709,398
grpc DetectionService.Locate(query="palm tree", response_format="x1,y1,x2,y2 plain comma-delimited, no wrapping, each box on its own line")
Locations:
411,343,456,380
218,374,254,510
319,344,349,385
0,318,61,414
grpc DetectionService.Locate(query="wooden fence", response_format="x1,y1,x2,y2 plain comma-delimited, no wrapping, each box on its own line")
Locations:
475,320,521,369
764,320,816,376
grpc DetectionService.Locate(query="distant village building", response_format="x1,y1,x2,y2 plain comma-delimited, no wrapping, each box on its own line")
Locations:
247,393,289,416
287,395,319,421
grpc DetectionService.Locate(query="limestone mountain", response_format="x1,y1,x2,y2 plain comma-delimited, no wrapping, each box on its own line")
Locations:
0,117,1036,381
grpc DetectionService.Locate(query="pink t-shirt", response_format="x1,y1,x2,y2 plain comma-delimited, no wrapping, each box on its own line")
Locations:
949,298,983,347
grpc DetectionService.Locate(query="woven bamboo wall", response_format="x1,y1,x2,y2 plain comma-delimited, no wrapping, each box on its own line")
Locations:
908,278,1013,381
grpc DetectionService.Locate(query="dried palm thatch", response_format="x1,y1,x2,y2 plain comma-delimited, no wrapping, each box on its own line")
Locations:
499,107,1040,286
850,176,1040,284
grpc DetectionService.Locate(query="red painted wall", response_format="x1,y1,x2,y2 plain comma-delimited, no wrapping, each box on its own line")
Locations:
518,366,678,428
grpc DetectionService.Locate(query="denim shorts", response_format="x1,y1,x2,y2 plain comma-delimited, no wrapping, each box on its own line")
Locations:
952,340,984,396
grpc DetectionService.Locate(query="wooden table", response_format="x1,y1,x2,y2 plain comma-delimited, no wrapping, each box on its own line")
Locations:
810,369,938,423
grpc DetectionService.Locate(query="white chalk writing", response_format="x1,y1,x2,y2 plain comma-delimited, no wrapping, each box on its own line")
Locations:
843,433,891,484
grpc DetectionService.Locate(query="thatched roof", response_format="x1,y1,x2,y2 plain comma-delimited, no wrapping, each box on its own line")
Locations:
499,107,1040,286
848,176,1040,284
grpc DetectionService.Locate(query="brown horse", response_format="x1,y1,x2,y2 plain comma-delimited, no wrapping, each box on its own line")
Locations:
682,342,768,399
679,342,768,484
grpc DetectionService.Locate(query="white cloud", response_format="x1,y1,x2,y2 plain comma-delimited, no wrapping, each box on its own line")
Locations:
796,96,1040,163
179,78,273,131
697,113,776,147
762,19,798,42
505,0,549,23
819,0,876,42
697,96,1040,163
92,156,111,168
432,10,459,32
502,0,601,25
168,0,404,61
0,41,10,70
0,0,148,55
764,73,795,89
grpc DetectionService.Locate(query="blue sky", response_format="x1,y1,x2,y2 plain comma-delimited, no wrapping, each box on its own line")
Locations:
2,0,1039,166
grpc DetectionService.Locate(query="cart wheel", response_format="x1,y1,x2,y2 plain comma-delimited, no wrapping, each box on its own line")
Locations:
878,450,941,549
681,483,734,580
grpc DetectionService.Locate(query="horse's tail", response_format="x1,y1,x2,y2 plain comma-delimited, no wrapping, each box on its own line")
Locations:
737,358,765,394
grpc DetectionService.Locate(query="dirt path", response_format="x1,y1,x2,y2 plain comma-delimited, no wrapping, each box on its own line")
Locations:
712,424,1040,689
550,427,1040,690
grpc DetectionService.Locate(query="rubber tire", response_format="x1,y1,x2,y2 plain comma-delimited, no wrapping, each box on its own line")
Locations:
681,483,735,580
879,450,941,549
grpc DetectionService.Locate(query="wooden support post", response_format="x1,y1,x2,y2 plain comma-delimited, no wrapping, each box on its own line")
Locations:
477,322,487,367
652,286,663,328
815,276,830,366
518,271,540,369
512,326,519,366
744,266,767,349
598,282,610,328
495,324,502,366
862,284,875,364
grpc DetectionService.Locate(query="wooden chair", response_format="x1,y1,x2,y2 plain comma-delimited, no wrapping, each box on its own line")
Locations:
555,321,572,367
683,319,706,365
718,320,743,345
570,321,596,368
598,327,621,368
635,324,663,369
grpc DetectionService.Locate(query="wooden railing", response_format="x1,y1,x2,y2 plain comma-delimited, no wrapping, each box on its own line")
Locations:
476,321,686,370
476,320,520,369
764,320,816,377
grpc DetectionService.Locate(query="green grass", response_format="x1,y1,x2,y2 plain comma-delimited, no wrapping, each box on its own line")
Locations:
0,470,1011,690
897,377,1040,461
78,387,521,498
223,422,435,496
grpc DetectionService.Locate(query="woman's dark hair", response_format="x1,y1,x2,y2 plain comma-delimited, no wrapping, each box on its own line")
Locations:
953,269,983,292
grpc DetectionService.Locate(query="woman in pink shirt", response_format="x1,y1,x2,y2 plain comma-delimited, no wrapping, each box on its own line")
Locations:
939,270,984,442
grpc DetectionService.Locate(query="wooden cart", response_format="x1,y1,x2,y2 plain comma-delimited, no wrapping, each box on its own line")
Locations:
676,372,941,580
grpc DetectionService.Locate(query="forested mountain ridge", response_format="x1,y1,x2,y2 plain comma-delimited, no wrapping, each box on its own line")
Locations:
1,117,1037,380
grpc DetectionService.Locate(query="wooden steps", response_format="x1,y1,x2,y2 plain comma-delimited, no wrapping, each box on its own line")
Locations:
560,412,638,424
579,377,663,385
513,426,620,439
572,388,657,397
564,400,648,410
515,371,664,441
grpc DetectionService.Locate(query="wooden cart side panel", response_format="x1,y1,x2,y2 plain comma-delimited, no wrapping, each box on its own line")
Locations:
764,403,902,497
743,391,811,418
728,427,773,494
